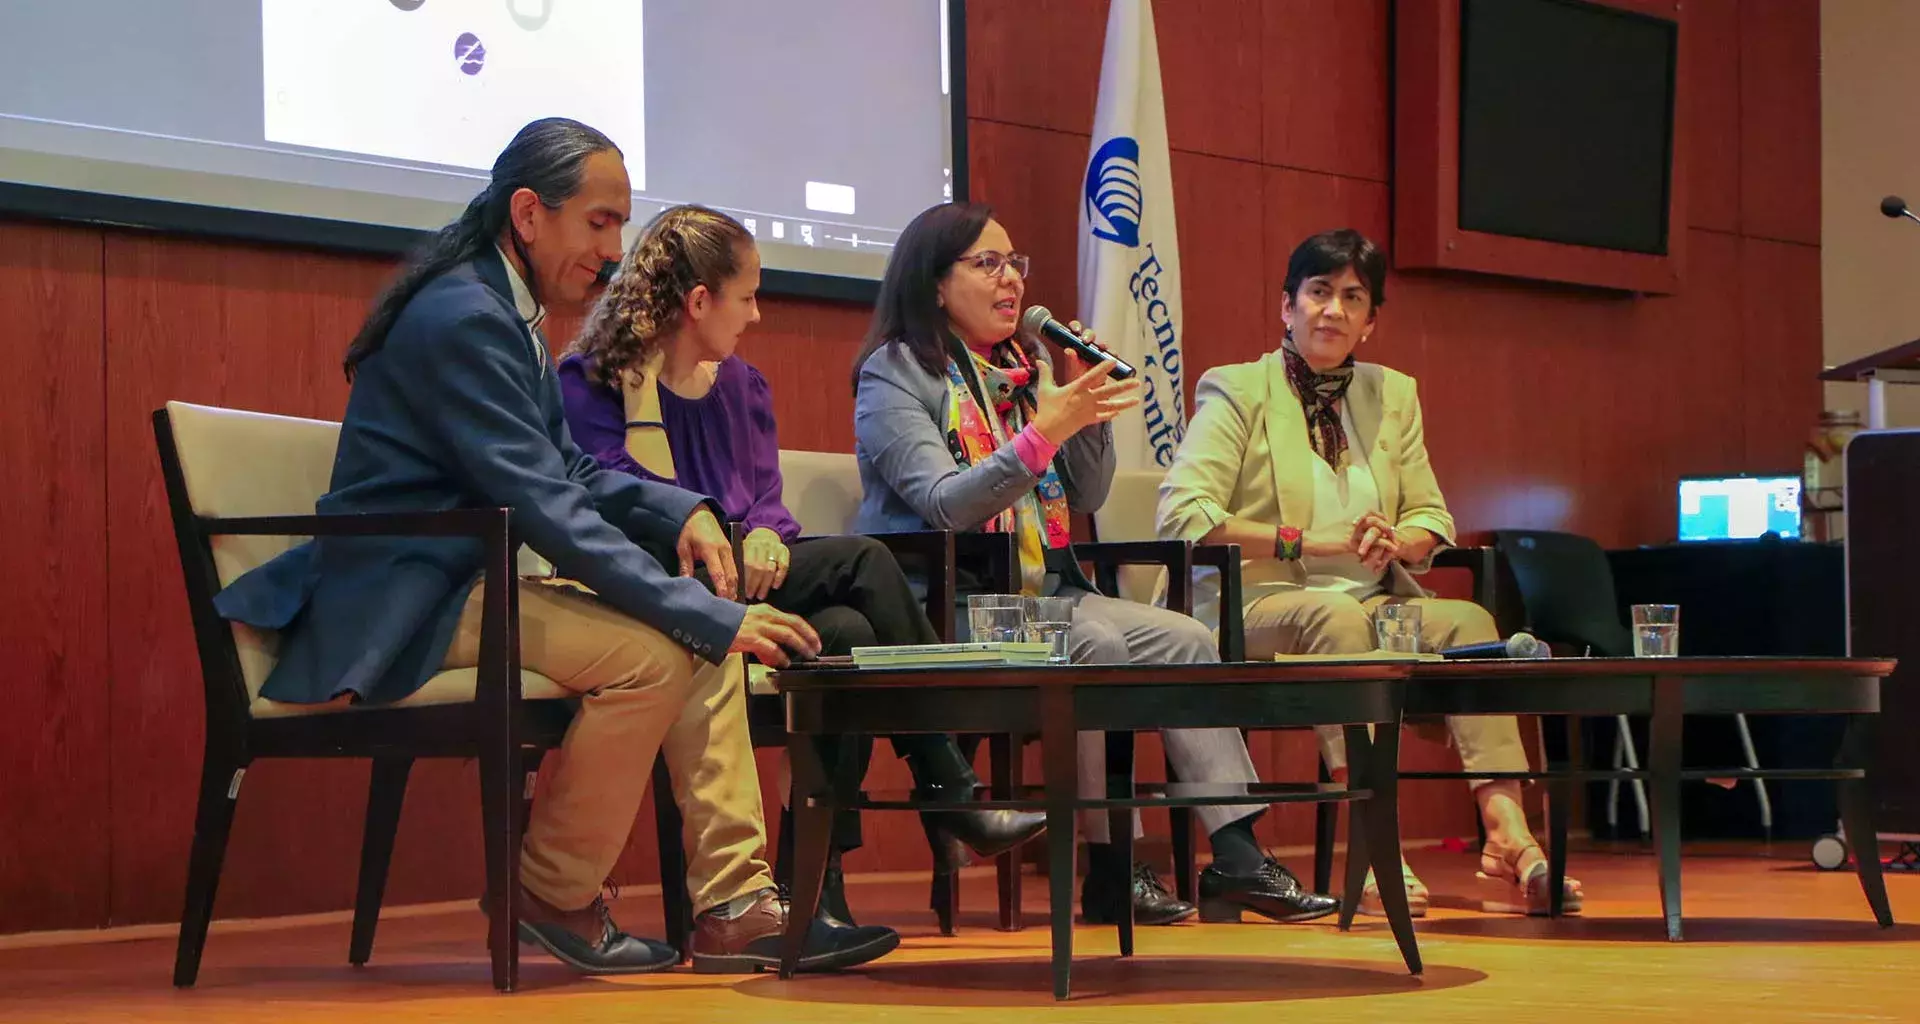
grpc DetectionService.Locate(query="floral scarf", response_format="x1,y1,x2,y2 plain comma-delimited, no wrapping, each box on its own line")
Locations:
1281,338,1356,468
943,340,1072,595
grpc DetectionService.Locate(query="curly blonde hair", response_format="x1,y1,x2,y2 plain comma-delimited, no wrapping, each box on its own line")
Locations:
568,204,753,388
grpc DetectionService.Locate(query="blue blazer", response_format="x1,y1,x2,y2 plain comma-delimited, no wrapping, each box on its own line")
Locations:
213,252,745,705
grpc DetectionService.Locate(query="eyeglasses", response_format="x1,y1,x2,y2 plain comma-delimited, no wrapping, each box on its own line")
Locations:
955,250,1031,281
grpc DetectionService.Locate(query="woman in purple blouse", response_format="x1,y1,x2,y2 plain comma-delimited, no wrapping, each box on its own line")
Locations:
558,205,1044,925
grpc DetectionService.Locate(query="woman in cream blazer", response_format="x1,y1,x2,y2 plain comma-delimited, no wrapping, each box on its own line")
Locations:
1157,229,1582,918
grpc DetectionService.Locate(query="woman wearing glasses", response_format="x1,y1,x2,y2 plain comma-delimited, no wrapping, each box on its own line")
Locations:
558,204,1047,928
849,201,1338,928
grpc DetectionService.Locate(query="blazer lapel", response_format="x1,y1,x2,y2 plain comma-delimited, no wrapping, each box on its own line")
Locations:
1262,353,1318,526
1346,363,1398,516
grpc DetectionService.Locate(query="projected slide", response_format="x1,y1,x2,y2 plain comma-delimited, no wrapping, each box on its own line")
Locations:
261,0,647,187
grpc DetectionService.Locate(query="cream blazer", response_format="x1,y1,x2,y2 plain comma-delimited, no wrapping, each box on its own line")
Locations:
1157,351,1456,624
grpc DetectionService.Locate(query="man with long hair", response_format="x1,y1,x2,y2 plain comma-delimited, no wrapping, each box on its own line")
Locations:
214,119,898,976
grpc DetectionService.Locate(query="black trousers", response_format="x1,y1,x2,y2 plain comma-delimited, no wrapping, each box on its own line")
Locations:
759,535,980,854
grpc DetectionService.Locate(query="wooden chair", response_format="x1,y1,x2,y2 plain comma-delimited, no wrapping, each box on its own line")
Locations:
651,450,1026,944
1089,469,1509,900
153,401,660,992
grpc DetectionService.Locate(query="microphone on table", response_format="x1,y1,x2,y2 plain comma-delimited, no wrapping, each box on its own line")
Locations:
1018,305,1137,380
1881,195,1920,227
1440,632,1552,660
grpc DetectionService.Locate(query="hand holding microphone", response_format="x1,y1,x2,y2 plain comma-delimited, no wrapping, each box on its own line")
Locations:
1018,305,1138,380
1028,317,1144,442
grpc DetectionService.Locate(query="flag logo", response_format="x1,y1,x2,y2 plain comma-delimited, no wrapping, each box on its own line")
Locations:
1084,136,1144,247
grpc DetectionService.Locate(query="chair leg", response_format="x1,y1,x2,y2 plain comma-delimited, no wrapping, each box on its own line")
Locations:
349,757,413,967
1313,760,1337,896
991,734,1024,931
479,741,521,991
1732,713,1772,836
652,756,694,957
173,750,248,988
1618,714,1650,835
1167,750,1196,905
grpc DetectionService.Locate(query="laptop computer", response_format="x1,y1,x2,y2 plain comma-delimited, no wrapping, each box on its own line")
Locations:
1677,473,1803,541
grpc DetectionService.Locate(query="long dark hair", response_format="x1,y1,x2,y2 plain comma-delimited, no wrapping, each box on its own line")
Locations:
343,117,620,379
567,204,753,389
851,201,994,392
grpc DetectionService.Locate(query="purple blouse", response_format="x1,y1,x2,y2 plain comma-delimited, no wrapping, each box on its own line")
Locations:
557,353,803,542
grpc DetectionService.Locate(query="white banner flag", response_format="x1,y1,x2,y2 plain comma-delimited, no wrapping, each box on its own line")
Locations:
1076,0,1185,470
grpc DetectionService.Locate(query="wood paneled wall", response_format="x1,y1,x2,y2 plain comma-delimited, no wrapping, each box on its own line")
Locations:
0,0,1820,933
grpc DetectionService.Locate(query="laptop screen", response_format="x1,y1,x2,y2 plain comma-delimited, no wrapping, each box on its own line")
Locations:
1677,475,1803,541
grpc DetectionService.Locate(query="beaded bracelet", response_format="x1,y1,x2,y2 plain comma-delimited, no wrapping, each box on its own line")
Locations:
1274,525,1303,561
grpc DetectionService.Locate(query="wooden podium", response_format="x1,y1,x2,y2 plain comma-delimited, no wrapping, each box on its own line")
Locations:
1828,341,1920,852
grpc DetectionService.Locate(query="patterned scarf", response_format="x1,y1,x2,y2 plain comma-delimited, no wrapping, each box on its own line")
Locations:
1281,337,1356,468
943,340,1072,595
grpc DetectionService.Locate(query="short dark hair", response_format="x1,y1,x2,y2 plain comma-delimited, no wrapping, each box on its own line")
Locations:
852,201,995,390
1282,229,1388,309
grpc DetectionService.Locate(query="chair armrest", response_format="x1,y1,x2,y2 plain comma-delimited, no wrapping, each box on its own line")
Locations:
1193,543,1245,662
868,530,959,643
1076,539,1195,617
955,532,1019,595
1432,545,1500,614
208,507,525,707
202,508,510,540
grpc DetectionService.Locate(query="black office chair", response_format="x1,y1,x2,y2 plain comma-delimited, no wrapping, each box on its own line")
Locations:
1491,529,1771,836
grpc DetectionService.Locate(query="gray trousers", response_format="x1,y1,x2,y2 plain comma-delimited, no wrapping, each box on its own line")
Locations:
1057,589,1262,843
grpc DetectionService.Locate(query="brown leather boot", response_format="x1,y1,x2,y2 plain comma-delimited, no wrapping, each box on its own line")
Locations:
689,888,898,974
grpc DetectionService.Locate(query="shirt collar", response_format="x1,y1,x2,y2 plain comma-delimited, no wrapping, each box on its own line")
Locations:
495,245,547,330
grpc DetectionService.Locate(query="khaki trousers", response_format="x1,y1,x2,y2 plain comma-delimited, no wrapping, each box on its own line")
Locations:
441,578,772,913
1243,589,1529,788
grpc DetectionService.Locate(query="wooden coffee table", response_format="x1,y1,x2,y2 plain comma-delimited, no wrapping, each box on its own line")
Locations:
770,659,1419,1000
1401,656,1897,939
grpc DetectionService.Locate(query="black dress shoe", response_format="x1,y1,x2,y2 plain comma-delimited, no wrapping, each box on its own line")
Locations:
1197,856,1340,923
690,889,900,974
514,885,681,974
929,807,1049,859
1082,861,1197,926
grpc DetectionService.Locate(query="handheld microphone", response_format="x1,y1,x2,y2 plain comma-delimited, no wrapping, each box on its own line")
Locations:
1440,632,1551,660
1881,195,1920,226
595,259,619,286
1017,305,1137,380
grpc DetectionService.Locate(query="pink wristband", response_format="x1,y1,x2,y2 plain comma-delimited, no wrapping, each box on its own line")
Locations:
1012,423,1061,475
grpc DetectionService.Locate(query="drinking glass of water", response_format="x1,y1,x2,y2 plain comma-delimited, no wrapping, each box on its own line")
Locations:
1631,604,1680,657
967,594,1026,644
1024,595,1074,664
1375,603,1423,654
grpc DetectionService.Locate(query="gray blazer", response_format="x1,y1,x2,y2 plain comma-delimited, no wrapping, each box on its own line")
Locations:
852,339,1114,593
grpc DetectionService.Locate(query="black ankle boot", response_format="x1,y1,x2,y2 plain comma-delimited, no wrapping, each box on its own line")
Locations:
820,849,856,928
775,807,859,927
904,741,1048,859
928,803,1049,859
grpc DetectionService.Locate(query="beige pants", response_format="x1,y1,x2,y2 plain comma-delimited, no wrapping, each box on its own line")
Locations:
441,578,773,913
1243,589,1529,788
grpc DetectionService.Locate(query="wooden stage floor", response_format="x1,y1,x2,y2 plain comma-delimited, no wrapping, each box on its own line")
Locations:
2,843,1915,1023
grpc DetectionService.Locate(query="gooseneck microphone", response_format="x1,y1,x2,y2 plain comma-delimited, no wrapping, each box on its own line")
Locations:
1881,195,1920,226
1018,305,1137,380
1439,632,1552,660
